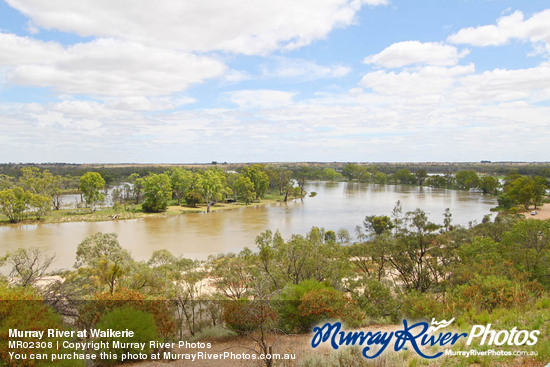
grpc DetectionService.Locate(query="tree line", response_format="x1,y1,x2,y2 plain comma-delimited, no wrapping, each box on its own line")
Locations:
0,165,307,222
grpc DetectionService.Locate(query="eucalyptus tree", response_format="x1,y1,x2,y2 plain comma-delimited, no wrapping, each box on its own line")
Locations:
169,167,194,205
196,170,229,213
79,172,106,211
142,173,172,212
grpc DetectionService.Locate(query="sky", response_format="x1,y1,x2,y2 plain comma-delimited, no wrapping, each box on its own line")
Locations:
0,0,549,163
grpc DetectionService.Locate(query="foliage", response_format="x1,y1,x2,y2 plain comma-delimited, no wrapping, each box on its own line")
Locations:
275,279,331,333
74,232,133,294
401,291,443,320
196,170,228,213
234,175,256,204
79,172,105,211
502,219,550,286
189,325,237,341
184,190,202,207
79,288,175,338
96,306,160,364
241,165,269,199
363,215,394,235
455,170,479,190
222,299,277,334
0,286,83,367
169,168,194,205
351,278,400,323
504,175,548,209
448,275,542,313
298,288,365,329
0,248,55,288
0,187,29,223
142,173,172,212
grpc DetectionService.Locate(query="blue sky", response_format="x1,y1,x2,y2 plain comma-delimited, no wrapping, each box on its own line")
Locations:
0,0,549,163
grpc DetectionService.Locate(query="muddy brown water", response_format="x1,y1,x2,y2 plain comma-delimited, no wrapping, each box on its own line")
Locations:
0,182,496,270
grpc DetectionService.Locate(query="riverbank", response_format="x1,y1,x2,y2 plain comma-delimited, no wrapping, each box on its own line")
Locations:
0,198,283,225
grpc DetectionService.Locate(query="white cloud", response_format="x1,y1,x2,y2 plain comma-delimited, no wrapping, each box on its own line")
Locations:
360,64,475,96
448,9,550,47
227,90,297,109
6,0,387,55
363,41,468,68
1,35,227,97
0,33,63,65
263,57,351,79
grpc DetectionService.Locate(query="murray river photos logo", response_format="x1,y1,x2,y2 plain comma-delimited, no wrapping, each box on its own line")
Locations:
311,318,540,359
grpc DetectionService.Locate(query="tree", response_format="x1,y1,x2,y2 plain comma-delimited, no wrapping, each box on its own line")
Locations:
455,170,479,190
196,170,227,213
19,167,59,196
185,190,202,207
478,175,500,195
502,219,550,286
415,169,428,186
235,176,256,204
169,168,194,205
79,172,106,211
386,209,441,292
142,173,172,212
504,176,548,210
28,192,51,220
128,173,144,204
364,215,394,236
321,168,342,181
241,165,269,199
0,187,28,222
392,168,416,184
74,233,133,294
0,248,55,287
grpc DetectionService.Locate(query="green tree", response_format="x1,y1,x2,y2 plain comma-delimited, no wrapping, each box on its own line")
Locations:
185,190,202,207
169,167,194,205
142,173,172,212
502,219,550,286
0,187,28,223
28,192,51,220
196,170,227,213
415,169,428,186
235,176,256,204
74,233,133,294
79,172,106,211
478,175,500,195
363,215,394,236
241,165,269,199
455,170,479,190
392,168,416,184
321,168,342,181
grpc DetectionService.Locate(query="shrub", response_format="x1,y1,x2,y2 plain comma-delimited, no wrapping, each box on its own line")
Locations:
0,286,83,367
298,288,365,329
275,280,330,333
448,276,541,313
189,325,237,341
354,278,400,323
96,306,159,364
401,291,443,320
78,288,175,338
222,299,277,334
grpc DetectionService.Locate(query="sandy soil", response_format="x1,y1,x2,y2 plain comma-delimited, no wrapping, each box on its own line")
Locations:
522,204,550,220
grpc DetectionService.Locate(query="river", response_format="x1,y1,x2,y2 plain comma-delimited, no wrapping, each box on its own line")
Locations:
0,182,497,270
